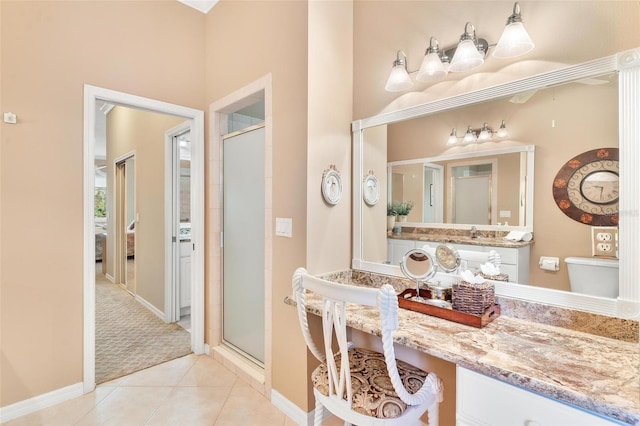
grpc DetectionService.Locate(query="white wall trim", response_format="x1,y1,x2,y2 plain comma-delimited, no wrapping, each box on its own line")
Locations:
83,84,206,395
271,390,330,426
135,294,165,320
0,382,83,423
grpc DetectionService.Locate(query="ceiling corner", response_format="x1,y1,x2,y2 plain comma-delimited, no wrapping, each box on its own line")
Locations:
177,0,218,14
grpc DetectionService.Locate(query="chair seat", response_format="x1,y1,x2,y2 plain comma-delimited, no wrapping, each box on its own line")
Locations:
311,347,428,419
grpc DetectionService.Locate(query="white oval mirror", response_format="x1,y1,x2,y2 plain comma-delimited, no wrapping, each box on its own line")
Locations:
400,248,437,296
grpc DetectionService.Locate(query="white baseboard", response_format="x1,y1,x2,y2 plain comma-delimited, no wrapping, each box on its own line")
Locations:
271,389,310,426
271,389,328,426
105,273,115,283
135,295,165,321
0,382,83,423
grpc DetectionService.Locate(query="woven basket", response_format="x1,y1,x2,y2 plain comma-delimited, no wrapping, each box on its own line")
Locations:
452,281,495,316
479,272,509,282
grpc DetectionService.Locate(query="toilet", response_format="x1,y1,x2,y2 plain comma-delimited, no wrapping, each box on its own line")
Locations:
565,257,619,298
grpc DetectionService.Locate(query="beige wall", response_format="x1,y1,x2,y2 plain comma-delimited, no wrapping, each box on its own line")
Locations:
385,79,618,291
203,0,311,411
0,0,205,407
106,106,184,312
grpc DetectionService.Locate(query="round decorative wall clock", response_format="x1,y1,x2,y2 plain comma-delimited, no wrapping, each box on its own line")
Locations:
321,164,342,206
552,148,619,226
363,170,380,206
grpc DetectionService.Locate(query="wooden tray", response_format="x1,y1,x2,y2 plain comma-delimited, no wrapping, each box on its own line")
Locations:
398,288,500,328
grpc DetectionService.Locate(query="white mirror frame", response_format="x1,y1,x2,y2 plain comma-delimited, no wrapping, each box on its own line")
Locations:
352,48,640,319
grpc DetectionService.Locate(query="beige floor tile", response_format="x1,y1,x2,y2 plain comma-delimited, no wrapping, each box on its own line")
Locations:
145,386,232,426
214,382,285,426
2,387,115,426
75,386,172,426
119,354,198,387
284,416,299,426
178,356,237,387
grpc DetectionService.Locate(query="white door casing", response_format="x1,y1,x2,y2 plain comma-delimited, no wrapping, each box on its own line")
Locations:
83,85,205,393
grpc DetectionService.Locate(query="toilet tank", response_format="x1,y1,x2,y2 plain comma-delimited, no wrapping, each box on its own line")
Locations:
565,257,619,298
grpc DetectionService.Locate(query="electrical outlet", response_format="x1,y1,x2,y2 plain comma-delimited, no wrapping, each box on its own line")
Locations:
591,226,618,258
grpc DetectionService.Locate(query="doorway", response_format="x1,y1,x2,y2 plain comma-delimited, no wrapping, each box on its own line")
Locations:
447,159,498,225
208,75,272,396
165,122,193,329
83,85,205,393
114,153,136,294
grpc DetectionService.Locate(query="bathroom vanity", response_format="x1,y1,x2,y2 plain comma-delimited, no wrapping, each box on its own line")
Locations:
285,270,639,425
387,233,531,284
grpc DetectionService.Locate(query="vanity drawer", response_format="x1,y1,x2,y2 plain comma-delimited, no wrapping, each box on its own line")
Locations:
456,366,621,425
489,246,518,265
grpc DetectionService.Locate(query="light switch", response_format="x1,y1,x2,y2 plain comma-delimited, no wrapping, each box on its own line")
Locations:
275,218,292,238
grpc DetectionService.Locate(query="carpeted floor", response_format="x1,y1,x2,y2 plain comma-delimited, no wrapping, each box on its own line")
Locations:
95,265,192,384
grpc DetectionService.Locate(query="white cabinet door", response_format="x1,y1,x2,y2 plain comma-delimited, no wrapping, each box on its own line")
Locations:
456,366,621,426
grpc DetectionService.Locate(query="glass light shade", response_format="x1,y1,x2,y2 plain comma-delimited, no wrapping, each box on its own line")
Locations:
447,129,458,146
478,129,492,142
496,121,509,138
493,22,535,58
416,52,447,83
449,39,484,72
463,127,477,143
385,64,413,92
477,123,492,142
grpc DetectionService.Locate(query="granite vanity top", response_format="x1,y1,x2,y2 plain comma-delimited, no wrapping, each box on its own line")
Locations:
286,270,639,425
388,227,533,248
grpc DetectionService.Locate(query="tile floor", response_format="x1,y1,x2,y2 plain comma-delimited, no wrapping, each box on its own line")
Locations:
3,354,343,426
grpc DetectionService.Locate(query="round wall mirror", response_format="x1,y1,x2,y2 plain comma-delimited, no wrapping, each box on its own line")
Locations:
434,244,461,272
400,248,437,294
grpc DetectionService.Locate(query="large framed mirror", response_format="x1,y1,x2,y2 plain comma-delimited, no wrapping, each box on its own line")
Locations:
352,48,640,319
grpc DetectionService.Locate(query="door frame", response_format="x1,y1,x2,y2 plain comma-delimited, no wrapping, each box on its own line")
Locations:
165,122,191,323
209,74,272,397
113,151,136,293
83,84,205,393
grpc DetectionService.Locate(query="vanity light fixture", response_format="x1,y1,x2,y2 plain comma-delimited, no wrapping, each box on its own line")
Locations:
447,121,507,145
384,2,534,91
492,2,535,58
385,50,413,92
416,37,448,82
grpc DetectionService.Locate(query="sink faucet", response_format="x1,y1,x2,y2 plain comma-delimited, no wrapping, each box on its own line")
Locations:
470,226,478,239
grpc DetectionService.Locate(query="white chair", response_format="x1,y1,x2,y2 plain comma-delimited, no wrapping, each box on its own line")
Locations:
292,268,443,426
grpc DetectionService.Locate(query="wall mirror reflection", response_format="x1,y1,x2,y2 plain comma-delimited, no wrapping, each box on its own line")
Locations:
354,50,640,318
362,71,617,293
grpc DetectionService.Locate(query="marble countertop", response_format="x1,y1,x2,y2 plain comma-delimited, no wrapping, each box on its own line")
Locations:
388,233,532,248
286,279,640,424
